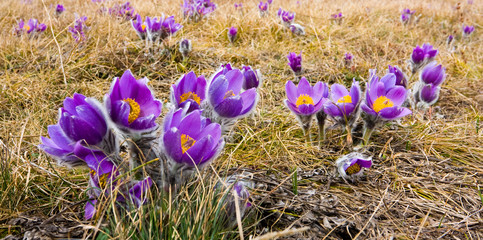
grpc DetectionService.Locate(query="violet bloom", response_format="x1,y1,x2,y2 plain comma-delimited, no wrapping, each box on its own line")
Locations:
462,25,475,37
323,80,361,132
344,53,353,67
278,8,295,27
287,52,302,76
446,35,454,46
105,70,162,136
285,77,326,116
331,12,343,24
420,63,446,86
387,65,408,88
15,19,46,35
419,84,440,106
228,26,237,43
163,109,224,167
400,8,415,24
179,39,192,59
409,43,438,74
56,4,65,14
241,65,262,90
109,1,136,20
131,14,147,40
211,63,234,84
182,0,217,22
267,0,273,4
289,23,305,36
234,3,242,10
258,1,268,17
39,93,108,168
170,71,207,112
208,69,257,118
69,16,88,42
336,152,372,180
159,15,183,39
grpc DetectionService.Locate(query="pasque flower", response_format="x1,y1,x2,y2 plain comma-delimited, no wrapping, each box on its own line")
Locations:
324,80,361,125
56,4,65,15
208,69,257,118
163,109,224,167
285,77,326,116
105,70,162,135
15,19,46,35
258,1,268,16
69,16,88,42
336,152,372,180
170,71,206,112
400,8,415,24
228,26,237,43
241,65,262,90
420,62,446,86
413,62,446,109
278,8,295,27
131,14,147,40
179,39,192,59
344,53,353,67
39,93,108,167
462,25,475,37
387,65,408,88
182,0,217,22
289,23,305,36
287,52,302,76
409,43,438,74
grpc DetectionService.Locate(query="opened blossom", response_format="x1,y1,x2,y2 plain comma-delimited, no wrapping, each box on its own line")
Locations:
409,43,438,73
324,80,361,124
336,152,372,180
285,77,326,116
15,18,46,35
170,71,206,112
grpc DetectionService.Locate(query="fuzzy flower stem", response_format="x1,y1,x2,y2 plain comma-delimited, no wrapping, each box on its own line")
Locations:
345,124,353,146
362,125,375,146
316,111,326,146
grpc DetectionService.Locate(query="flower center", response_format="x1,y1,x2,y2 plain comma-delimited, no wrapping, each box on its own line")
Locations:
295,94,314,107
345,163,361,175
24,25,31,31
141,24,146,31
337,95,352,104
91,170,109,188
224,90,236,99
181,134,196,154
373,96,394,113
123,98,141,124
179,92,201,105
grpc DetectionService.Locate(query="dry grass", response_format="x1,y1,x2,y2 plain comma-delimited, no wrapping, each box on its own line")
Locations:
0,0,482,239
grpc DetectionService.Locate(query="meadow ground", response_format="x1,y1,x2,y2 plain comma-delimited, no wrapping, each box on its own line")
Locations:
0,0,482,239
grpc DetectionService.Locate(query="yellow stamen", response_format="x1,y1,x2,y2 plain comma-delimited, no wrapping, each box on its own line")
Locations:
141,24,146,31
24,25,31,31
345,163,361,175
181,134,196,154
179,92,201,105
90,170,109,188
295,94,314,107
337,95,352,104
373,96,394,113
123,98,141,124
224,90,235,99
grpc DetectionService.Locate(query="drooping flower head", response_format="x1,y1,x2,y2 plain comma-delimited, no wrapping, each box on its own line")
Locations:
361,71,412,121
409,43,438,73
170,71,207,112
39,93,108,167
289,23,305,36
228,26,237,43
462,25,475,37
285,77,327,116
208,69,257,118
179,39,192,59
287,51,302,76
105,70,162,136
241,65,262,90
258,1,268,16
387,65,408,88
323,80,361,126
420,62,446,86
336,152,372,180
69,16,88,42
56,4,65,15
163,109,224,167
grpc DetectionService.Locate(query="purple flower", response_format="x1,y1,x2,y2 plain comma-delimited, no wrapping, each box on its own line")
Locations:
228,26,237,43
105,70,162,134
287,52,302,75
69,16,88,42
331,12,343,19
387,65,408,88
285,77,327,116
344,53,353,67
182,0,217,22
241,65,262,90
211,63,234,83
143,15,182,41
109,1,136,20
216,174,253,226
179,39,192,59
410,43,438,73
208,69,257,118
361,71,411,120
131,14,147,40
420,63,446,86
234,3,242,9
170,71,207,112
323,80,361,124
400,8,415,24
419,84,440,106
258,1,268,16
336,152,372,180
15,18,46,35
39,93,108,167
56,4,65,14
447,35,454,45
462,25,475,37
267,0,273,4
289,23,305,36
278,8,295,26
160,15,183,38
163,109,224,167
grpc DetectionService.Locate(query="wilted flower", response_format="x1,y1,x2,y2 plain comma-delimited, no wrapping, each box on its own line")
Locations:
401,8,415,25
216,174,253,227
409,43,438,74
69,16,88,42
207,69,257,118
163,109,224,168
287,51,302,76
462,25,475,37
344,53,353,67
15,19,46,36
387,65,408,88
39,93,108,167
170,71,206,112
179,39,192,59
182,0,217,22
228,26,237,43
109,1,136,20
56,4,65,15
336,152,372,180
258,1,268,17
289,23,305,36
241,65,262,90
105,70,162,136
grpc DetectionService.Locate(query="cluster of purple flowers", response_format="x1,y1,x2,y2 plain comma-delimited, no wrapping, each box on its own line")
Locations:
131,14,183,42
15,19,47,36
409,43,438,74
277,8,295,27
182,0,217,22
108,1,136,20
462,25,475,38
413,63,446,110
331,12,343,24
69,16,88,42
